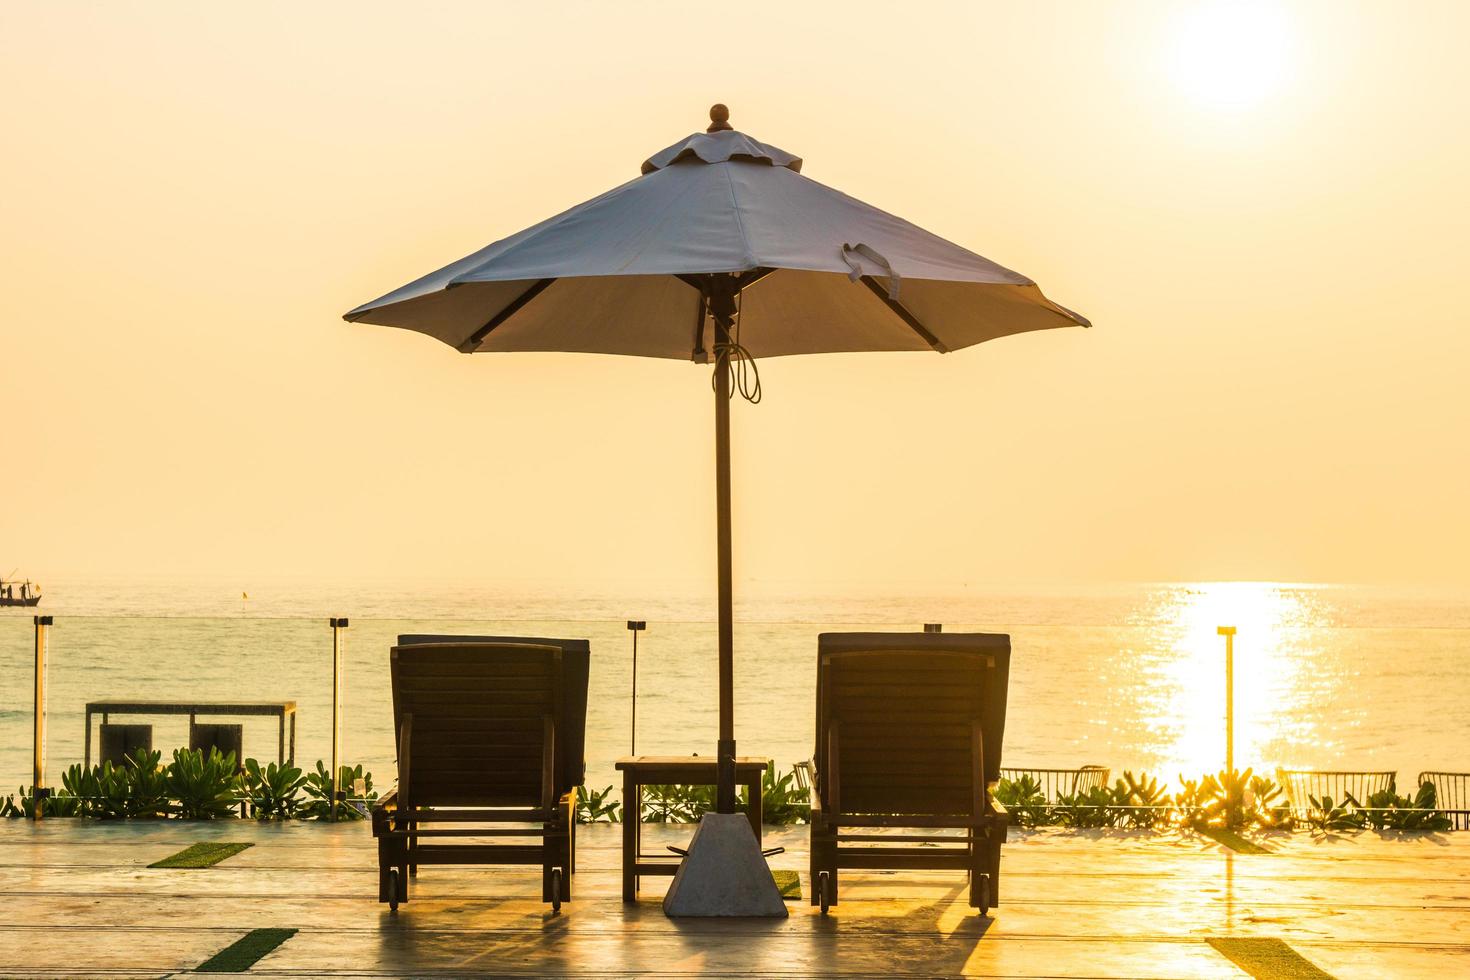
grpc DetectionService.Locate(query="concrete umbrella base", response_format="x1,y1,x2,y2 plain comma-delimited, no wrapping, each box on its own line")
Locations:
662,813,789,917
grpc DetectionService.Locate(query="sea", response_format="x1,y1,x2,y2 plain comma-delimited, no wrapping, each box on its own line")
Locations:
2,577,1467,797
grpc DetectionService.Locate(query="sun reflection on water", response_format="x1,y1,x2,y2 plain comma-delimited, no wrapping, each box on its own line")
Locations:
1138,582,1336,782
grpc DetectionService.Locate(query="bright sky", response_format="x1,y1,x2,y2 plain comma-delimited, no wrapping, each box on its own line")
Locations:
3,1,1467,594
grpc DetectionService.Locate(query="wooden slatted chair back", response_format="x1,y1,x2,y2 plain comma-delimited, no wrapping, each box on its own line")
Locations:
397,634,590,795
390,642,562,809
816,632,1010,820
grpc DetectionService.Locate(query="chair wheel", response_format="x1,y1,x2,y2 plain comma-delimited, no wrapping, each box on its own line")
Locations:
387,868,400,911
976,873,991,916
818,871,831,915
551,867,563,912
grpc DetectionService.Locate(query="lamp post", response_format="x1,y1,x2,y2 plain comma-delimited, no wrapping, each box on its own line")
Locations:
33,615,52,821
330,617,349,819
1217,626,1236,774
627,621,646,754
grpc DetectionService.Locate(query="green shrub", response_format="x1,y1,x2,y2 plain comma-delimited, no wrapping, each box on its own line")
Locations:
164,748,241,819
1054,784,1126,829
298,761,376,821
1306,794,1366,832
60,763,104,818
574,784,622,823
1117,771,1171,829
240,760,306,820
1174,769,1287,831
1361,782,1451,832
641,782,714,823
1248,773,1292,829
125,749,171,818
757,765,809,826
994,774,1049,827
66,761,126,819
8,786,80,818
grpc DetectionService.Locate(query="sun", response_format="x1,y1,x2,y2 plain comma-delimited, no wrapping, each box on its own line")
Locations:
1165,1,1296,112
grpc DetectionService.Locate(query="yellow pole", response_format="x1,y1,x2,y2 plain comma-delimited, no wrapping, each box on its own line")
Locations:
33,615,52,821
1217,626,1236,774
330,617,347,820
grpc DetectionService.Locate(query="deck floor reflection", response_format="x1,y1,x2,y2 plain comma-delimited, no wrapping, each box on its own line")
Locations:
1,821,1467,977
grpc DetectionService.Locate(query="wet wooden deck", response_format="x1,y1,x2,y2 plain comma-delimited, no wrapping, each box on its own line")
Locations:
1,820,1467,977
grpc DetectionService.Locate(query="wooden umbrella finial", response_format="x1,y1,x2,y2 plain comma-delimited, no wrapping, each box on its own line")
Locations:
708,104,732,133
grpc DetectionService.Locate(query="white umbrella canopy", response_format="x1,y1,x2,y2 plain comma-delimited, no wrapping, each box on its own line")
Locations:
344,110,1088,359
346,109,1088,909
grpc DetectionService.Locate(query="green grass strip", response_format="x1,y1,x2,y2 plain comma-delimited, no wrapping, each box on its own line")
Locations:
772,869,801,900
148,841,253,868
1201,827,1272,854
195,928,297,973
1207,938,1336,980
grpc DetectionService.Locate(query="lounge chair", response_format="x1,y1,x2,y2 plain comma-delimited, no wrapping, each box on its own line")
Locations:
798,631,1011,915
371,635,590,911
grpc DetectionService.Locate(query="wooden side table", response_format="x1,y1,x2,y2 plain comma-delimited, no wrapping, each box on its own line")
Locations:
615,755,767,902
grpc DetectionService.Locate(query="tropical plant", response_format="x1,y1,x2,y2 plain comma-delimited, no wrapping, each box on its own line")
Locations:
574,784,622,823
164,748,241,819
240,759,306,820
1174,769,1263,830
1248,773,1292,830
757,765,809,825
641,782,715,823
62,761,125,819
1116,771,1171,829
994,773,1050,828
128,749,171,818
298,761,376,821
0,793,16,819
9,786,80,818
1054,784,1125,829
1306,794,1366,833
56,749,167,819
1361,782,1452,832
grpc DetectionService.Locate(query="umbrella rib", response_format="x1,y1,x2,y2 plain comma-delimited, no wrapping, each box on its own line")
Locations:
858,276,949,353
736,267,775,291
675,268,774,293
456,279,557,353
679,268,773,361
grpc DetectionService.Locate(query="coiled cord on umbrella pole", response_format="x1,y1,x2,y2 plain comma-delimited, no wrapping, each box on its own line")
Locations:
711,289,762,404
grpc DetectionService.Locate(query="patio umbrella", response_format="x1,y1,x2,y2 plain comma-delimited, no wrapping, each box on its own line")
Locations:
345,105,1088,913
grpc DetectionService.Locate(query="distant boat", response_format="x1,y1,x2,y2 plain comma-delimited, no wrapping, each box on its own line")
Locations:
0,576,41,607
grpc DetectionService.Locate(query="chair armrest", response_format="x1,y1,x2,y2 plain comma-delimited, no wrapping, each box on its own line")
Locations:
794,759,823,814
541,714,557,814
371,787,399,836
825,722,841,816
554,787,576,828
396,713,412,810
971,718,986,823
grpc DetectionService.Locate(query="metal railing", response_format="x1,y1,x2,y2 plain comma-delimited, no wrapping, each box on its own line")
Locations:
1418,772,1470,830
1276,769,1397,817
999,766,1111,803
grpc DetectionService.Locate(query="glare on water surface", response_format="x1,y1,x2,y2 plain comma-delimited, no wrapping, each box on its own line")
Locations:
1142,583,1330,782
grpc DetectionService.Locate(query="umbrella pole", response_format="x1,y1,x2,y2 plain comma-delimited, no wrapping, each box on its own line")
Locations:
713,305,737,815
661,278,783,919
